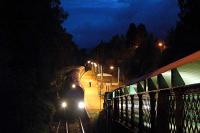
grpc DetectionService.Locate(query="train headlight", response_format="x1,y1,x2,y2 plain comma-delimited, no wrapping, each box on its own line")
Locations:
72,84,76,89
61,101,67,109
78,101,85,109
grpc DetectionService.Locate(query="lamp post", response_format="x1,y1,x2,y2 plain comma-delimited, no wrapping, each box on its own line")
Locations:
87,60,91,71
100,65,103,110
157,41,166,53
91,62,94,72
109,66,114,87
61,101,67,119
117,67,120,87
110,65,120,87
94,63,97,73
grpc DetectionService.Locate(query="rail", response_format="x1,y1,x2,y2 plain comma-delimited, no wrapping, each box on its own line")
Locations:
52,117,85,133
79,117,85,133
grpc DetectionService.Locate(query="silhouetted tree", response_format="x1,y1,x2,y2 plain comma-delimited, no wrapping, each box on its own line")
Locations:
91,23,158,81
0,0,81,132
126,23,137,47
164,0,200,64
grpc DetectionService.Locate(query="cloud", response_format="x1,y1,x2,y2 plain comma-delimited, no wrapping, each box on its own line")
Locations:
61,0,179,48
62,0,130,8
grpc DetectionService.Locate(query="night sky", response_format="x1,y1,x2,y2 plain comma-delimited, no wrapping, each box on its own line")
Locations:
61,0,179,48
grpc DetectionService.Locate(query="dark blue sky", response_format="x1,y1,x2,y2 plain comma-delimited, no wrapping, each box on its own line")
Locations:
61,0,179,48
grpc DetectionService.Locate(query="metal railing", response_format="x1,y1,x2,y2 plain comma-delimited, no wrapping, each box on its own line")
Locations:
110,83,200,133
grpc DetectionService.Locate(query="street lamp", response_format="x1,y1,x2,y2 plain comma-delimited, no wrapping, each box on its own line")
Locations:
61,101,67,109
87,60,91,64
94,63,97,73
109,66,114,87
158,42,163,47
94,63,97,67
90,62,94,72
157,41,166,53
99,65,103,110
110,65,120,87
61,101,67,119
110,66,114,70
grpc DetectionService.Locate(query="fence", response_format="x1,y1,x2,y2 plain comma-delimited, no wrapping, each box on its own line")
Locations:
110,83,200,133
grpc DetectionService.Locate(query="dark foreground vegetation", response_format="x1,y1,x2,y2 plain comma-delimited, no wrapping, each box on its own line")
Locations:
0,0,85,132
0,0,199,133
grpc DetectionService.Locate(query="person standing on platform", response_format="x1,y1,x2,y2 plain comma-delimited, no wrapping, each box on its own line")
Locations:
89,80,92,87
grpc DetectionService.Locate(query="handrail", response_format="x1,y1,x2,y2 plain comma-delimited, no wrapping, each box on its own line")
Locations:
112,51,200,93
114,83,200,98
56,121,61,133
109,82,200,133
65,122,68,133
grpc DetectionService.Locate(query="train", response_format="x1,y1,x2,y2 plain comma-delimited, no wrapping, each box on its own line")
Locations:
57,67,85,121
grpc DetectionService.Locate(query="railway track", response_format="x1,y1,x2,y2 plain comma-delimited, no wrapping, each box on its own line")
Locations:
50,117,85,133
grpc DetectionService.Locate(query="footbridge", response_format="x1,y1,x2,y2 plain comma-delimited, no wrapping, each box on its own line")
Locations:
104,51,200,133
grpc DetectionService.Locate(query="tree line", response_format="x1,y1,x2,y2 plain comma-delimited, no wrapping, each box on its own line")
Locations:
90,0,200,82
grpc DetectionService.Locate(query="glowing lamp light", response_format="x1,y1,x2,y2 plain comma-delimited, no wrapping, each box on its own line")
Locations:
87,60,91,64
72,84,76,88
135,45,139,49
78,101,85,109
61,102,67,108
110,66,114,70
94,63,97,67
158,42,163,47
